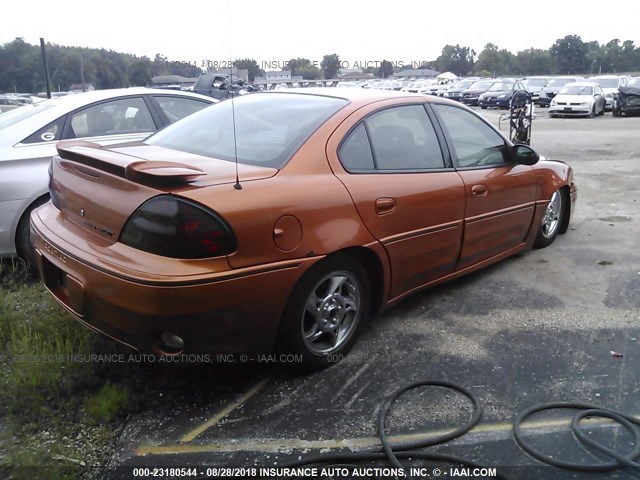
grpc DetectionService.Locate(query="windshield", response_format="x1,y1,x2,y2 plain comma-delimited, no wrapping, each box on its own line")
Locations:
547,78,574,87
147,93,348,169
452,80,474,89
524,78,547,87
559,85,593,95
588,78,618,88
469,81,495,90
0,102,56,130
629,78,640,87
488,82,514,91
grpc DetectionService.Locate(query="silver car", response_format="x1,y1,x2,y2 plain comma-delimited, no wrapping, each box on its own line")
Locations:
0,88,217,263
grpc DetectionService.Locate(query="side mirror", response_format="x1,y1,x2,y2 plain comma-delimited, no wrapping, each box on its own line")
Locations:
512,144,539,165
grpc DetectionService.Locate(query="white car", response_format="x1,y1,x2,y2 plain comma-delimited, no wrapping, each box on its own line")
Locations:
587,75,630,110
548,82,606,118
0,88,217,263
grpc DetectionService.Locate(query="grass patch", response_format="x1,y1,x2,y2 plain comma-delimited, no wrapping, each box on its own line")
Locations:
86,384,130,424
0,262,150,477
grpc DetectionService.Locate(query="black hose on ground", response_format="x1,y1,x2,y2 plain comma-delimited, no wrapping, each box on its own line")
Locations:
513,401,640,471
273,381,640,478
280,380,511,479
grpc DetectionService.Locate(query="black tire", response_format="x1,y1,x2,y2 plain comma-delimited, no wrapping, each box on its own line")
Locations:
598,102,605,115
613,106,622,117
480,106,487,110
589,104,596,118
534,189,565,249
277,254,370,370
15,196,50,269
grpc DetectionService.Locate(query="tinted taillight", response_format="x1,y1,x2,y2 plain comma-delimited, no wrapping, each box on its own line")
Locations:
120,196,236,259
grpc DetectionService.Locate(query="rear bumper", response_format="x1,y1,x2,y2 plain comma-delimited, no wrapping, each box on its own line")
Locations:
31,206,319,356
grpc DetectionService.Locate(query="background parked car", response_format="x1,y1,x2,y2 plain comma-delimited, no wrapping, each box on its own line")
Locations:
538,76,586,107
461,79,497,106
587,75,630,111
442,78,479,102
548,82,606,118
478,79,526,109
522,77,549,104
613,77,640,116
0,96,24,114
0,88,217,264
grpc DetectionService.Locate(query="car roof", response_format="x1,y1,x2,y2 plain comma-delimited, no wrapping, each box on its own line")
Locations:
0,88,216,144
588,75,623,79
34,87,215,108
561,82,598,88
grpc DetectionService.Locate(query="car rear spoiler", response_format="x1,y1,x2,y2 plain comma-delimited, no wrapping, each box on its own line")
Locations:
56,140,206,186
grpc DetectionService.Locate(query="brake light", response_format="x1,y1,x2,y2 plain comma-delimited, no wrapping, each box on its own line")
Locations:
119,196,236,259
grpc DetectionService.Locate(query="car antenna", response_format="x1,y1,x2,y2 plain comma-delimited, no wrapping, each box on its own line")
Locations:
228,4,242,191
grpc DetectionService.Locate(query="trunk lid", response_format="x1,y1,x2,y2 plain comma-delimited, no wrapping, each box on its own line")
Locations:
50,140,277,245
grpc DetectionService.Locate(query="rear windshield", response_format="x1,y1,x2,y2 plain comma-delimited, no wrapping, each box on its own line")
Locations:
147,93,348,169
0,102,56,130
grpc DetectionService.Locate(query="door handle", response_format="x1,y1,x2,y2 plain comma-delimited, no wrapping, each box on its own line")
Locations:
471,185,488,197
375,197,396,215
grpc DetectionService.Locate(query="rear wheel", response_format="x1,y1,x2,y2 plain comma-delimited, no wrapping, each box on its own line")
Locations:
16,196,50,269
534,190,564,248
278,254,370,370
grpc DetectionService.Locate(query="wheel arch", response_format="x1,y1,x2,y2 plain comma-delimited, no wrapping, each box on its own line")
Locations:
558,185,571,235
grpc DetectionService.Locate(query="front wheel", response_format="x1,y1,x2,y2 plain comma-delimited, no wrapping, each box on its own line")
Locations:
534,190,564,248
589,104,596,118
278,255,370,369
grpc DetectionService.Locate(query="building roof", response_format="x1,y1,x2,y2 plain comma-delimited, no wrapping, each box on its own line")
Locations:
151,75,197,84
395,68,440,77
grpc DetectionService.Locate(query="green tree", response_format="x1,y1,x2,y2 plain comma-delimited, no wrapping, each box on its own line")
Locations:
233,58,264,81
286,58,321,79
516,48,553,75
377,60,394,78
550,35,589,74
436,44,475,76
128,59,152,86
474,43,516,76
321,54,341,79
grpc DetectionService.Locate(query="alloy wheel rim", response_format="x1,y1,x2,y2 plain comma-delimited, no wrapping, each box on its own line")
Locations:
301,272,361,355
541,191,562,239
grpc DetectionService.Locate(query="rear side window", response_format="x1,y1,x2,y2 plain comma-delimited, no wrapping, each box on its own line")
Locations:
339,124,374,170
67,97,155,138
366,105,445,170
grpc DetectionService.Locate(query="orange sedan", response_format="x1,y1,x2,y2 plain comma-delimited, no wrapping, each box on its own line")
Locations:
31,89,577,368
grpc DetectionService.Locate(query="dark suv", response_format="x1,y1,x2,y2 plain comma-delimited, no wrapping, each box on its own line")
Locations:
193,74,257,101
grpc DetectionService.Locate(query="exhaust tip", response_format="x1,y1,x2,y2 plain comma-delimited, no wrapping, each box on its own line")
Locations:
159,332,185,354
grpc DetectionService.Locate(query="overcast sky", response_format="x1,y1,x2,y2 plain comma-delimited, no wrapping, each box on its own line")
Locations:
3,0,640,70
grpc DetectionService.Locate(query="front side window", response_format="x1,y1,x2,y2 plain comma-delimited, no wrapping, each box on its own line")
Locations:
433,104,508,168
364,105,445,170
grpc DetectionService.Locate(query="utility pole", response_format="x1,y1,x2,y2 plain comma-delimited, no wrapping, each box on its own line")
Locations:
81,57,86,92
40,38,51,99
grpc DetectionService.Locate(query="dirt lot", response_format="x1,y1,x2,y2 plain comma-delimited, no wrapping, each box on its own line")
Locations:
104,109,640,478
